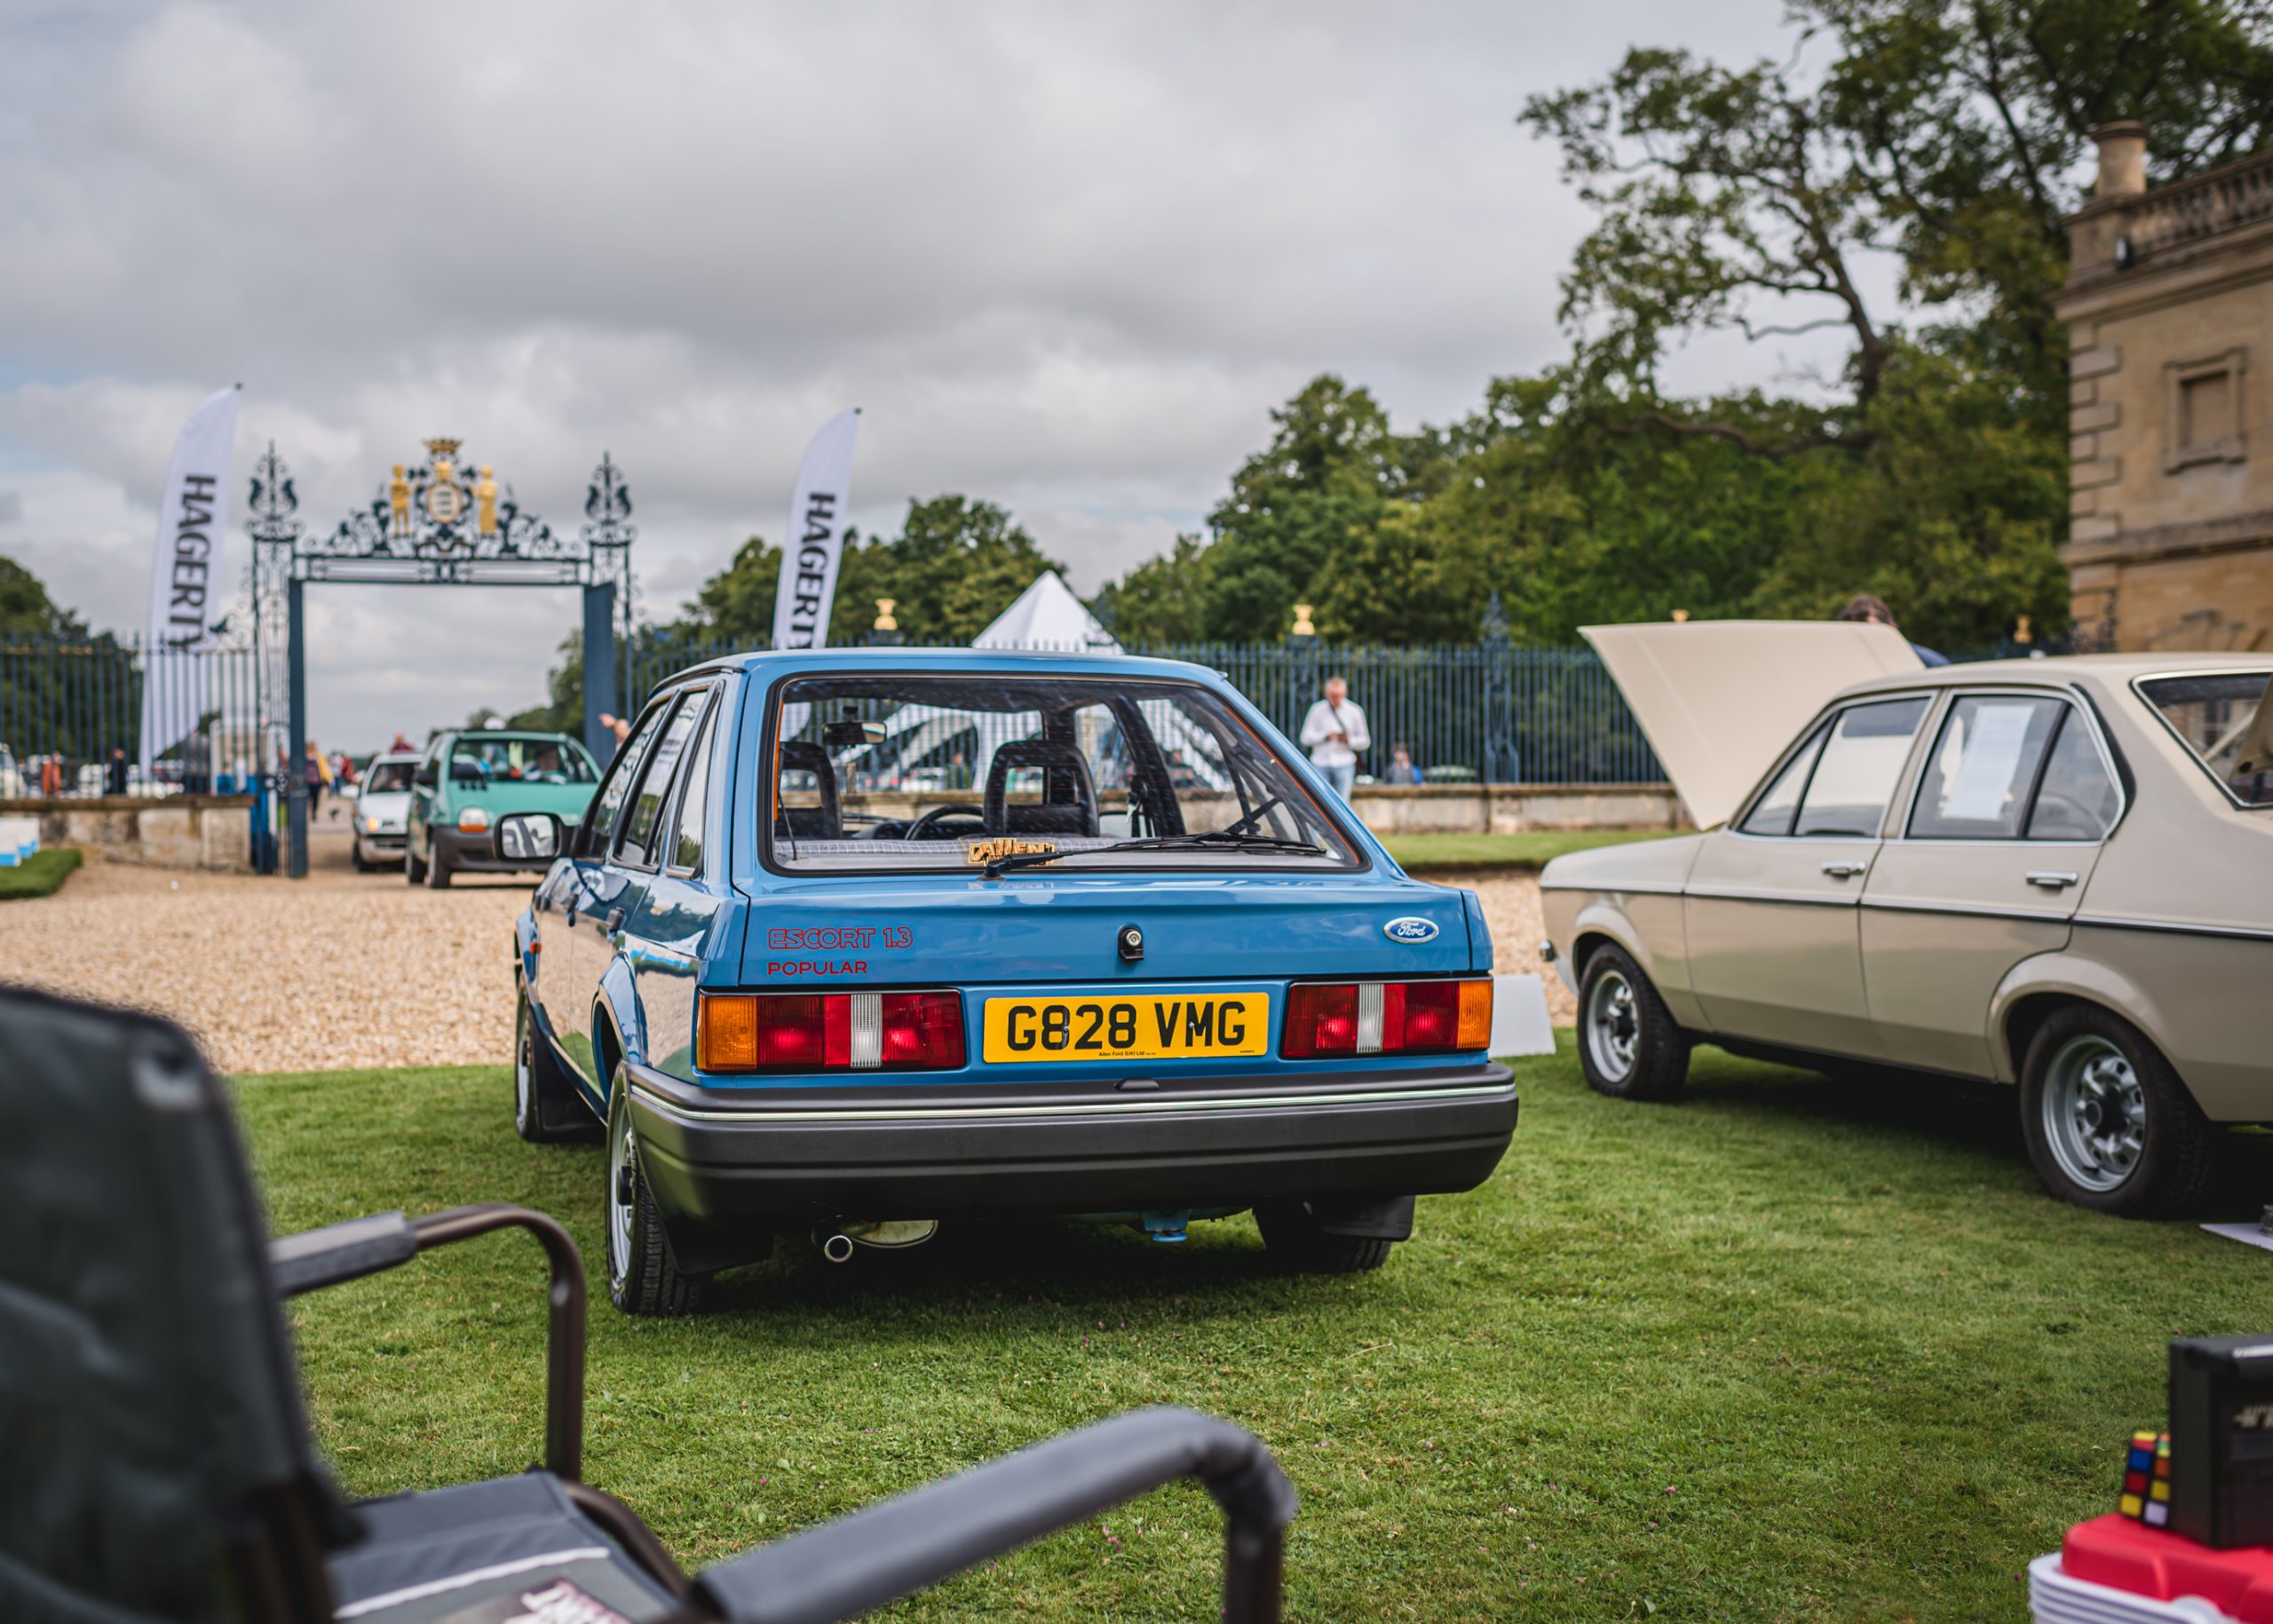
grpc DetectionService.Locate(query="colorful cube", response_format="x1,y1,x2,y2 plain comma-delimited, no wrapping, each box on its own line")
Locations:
2119,1430,2173,1528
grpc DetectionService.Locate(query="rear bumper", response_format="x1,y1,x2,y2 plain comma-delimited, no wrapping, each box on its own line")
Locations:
431,825,544,874
626,1061,1518,1222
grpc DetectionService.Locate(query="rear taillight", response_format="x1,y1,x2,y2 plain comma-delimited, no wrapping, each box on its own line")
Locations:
700,990,964,1073
1281,979,1491,1058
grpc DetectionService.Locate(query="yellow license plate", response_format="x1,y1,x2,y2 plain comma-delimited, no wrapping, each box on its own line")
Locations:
981,994,1271,1063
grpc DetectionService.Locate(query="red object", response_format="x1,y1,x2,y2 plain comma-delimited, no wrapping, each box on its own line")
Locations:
1283,984,1359,1057
716,990,964,1073
1279,980,1484,1059
2062,1512,2273,1620
882,991,964,1069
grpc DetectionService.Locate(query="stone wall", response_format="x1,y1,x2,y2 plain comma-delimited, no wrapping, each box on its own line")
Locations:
0,796,255,872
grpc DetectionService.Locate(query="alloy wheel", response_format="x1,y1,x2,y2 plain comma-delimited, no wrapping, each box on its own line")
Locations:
2042,1034,2146,1193
606,1105,638,1286
1586,969,1639,1084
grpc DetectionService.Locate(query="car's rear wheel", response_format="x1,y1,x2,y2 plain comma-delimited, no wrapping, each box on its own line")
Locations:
606,1067,702,1316
1255,1200,1394,1274
1577,943,1690,1100
2020,1005,2214,1217
515,989,598,1144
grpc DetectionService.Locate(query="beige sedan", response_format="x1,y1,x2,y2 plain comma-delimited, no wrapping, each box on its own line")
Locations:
1540,622,2273,1216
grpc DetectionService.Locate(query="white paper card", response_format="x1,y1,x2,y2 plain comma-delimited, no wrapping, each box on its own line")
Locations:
2202,1224,2273,1255
1942,702,2036,823
1490,973,1556,1057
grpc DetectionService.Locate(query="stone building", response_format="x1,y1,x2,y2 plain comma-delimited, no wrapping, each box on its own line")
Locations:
2054,124,2273,652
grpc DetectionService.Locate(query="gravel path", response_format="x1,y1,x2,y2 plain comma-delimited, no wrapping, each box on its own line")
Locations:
1425,869,1576,1026
1,838,1572,1075
0,829,528,1074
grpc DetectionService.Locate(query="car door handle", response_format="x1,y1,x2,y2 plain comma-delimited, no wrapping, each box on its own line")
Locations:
2025,870,2079,890
1820,861,1866,879
606,907,627,933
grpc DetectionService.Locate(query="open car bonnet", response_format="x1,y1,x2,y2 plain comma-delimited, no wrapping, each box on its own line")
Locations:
1581,620,1922,828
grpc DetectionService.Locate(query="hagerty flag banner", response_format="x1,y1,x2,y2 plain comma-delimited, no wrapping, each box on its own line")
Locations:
140,384,241,777
771,408,861,652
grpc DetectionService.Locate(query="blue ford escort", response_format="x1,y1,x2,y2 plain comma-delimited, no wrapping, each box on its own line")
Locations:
498,649,1517,1313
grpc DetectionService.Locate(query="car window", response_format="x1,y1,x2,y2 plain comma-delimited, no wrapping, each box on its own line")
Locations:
670,704,716,873
616,694,705,867
1793,697,1930,838
364,760,416,793
765,671,1358,874
446,733,598,786
1909,696,2064,839
1738,722,1828,836
582,703,670,857
2137,671,2273,809
2025,710,2122,840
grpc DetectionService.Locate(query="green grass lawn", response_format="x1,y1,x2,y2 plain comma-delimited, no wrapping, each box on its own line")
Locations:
0,846,82,899
1381,829,1678,872
239,1042,2273,1621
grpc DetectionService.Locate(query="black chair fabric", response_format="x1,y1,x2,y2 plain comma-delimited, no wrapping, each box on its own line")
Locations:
329,1476,677,1623
0,986,346,1623
774,741,842,839
983,740,1097,836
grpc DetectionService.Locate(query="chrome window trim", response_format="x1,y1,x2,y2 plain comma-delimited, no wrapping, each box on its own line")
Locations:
2129,666,2273,812
1724,690,1941,843
1893,685,2128,844
631,1077,1517,1124
613,685,717,875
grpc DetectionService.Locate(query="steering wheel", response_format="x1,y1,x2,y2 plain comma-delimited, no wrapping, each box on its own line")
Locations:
904,803,985,841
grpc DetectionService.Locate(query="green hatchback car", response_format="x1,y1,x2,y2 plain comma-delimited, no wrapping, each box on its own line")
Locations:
407,729,601,887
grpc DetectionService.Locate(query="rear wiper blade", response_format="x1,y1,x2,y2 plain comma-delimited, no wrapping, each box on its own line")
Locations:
982,830,1326,878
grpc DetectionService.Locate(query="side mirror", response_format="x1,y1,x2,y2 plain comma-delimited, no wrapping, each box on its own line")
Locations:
415,764,438,789
495,811,563,863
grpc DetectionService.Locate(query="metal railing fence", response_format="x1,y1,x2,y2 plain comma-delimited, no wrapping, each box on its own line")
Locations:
631,636,1666,786
0,638,267,796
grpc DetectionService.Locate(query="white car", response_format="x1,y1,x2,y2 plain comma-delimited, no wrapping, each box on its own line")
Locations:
351,751,422,871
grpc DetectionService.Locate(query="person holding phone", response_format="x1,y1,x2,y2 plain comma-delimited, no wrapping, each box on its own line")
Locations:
1299,674,1370,798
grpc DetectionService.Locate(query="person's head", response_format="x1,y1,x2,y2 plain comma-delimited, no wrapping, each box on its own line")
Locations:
1325,675,1348,704
1392,743,1411,763
1835,593,1897,629
111,747,125,759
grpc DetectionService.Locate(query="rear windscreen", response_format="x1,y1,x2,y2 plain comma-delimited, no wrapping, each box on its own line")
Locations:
2137,672,2273,808
765,672,1360,874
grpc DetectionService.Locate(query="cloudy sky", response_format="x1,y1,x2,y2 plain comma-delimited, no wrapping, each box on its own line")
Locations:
1,0,1808,747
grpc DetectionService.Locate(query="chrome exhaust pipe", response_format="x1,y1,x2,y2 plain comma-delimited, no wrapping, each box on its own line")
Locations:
819,1232,855,1264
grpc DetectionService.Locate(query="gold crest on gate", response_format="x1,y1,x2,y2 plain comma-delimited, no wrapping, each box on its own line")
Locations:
965,837,1057,866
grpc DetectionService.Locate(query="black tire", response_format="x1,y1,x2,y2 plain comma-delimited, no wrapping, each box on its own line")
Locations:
515,988,599,1144
605,1068,702,1316
1576,943,1691,1100
406,841,428,884
424,844,453,888
349,840,369,873
1255,1200,1393,1274
2019,1004,2215,1217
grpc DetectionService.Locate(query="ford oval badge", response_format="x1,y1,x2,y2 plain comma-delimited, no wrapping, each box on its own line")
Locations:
1382,916,1439,945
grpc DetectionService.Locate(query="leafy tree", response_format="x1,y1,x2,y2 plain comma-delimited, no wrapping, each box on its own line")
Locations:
1201,376,1402,639
1518,1,2273,445
0,554,84,638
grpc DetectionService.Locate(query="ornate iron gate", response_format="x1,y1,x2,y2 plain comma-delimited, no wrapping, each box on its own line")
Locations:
245,439,635,877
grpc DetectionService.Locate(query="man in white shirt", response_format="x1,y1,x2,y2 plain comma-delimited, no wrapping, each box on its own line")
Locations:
1298,675,1370,798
